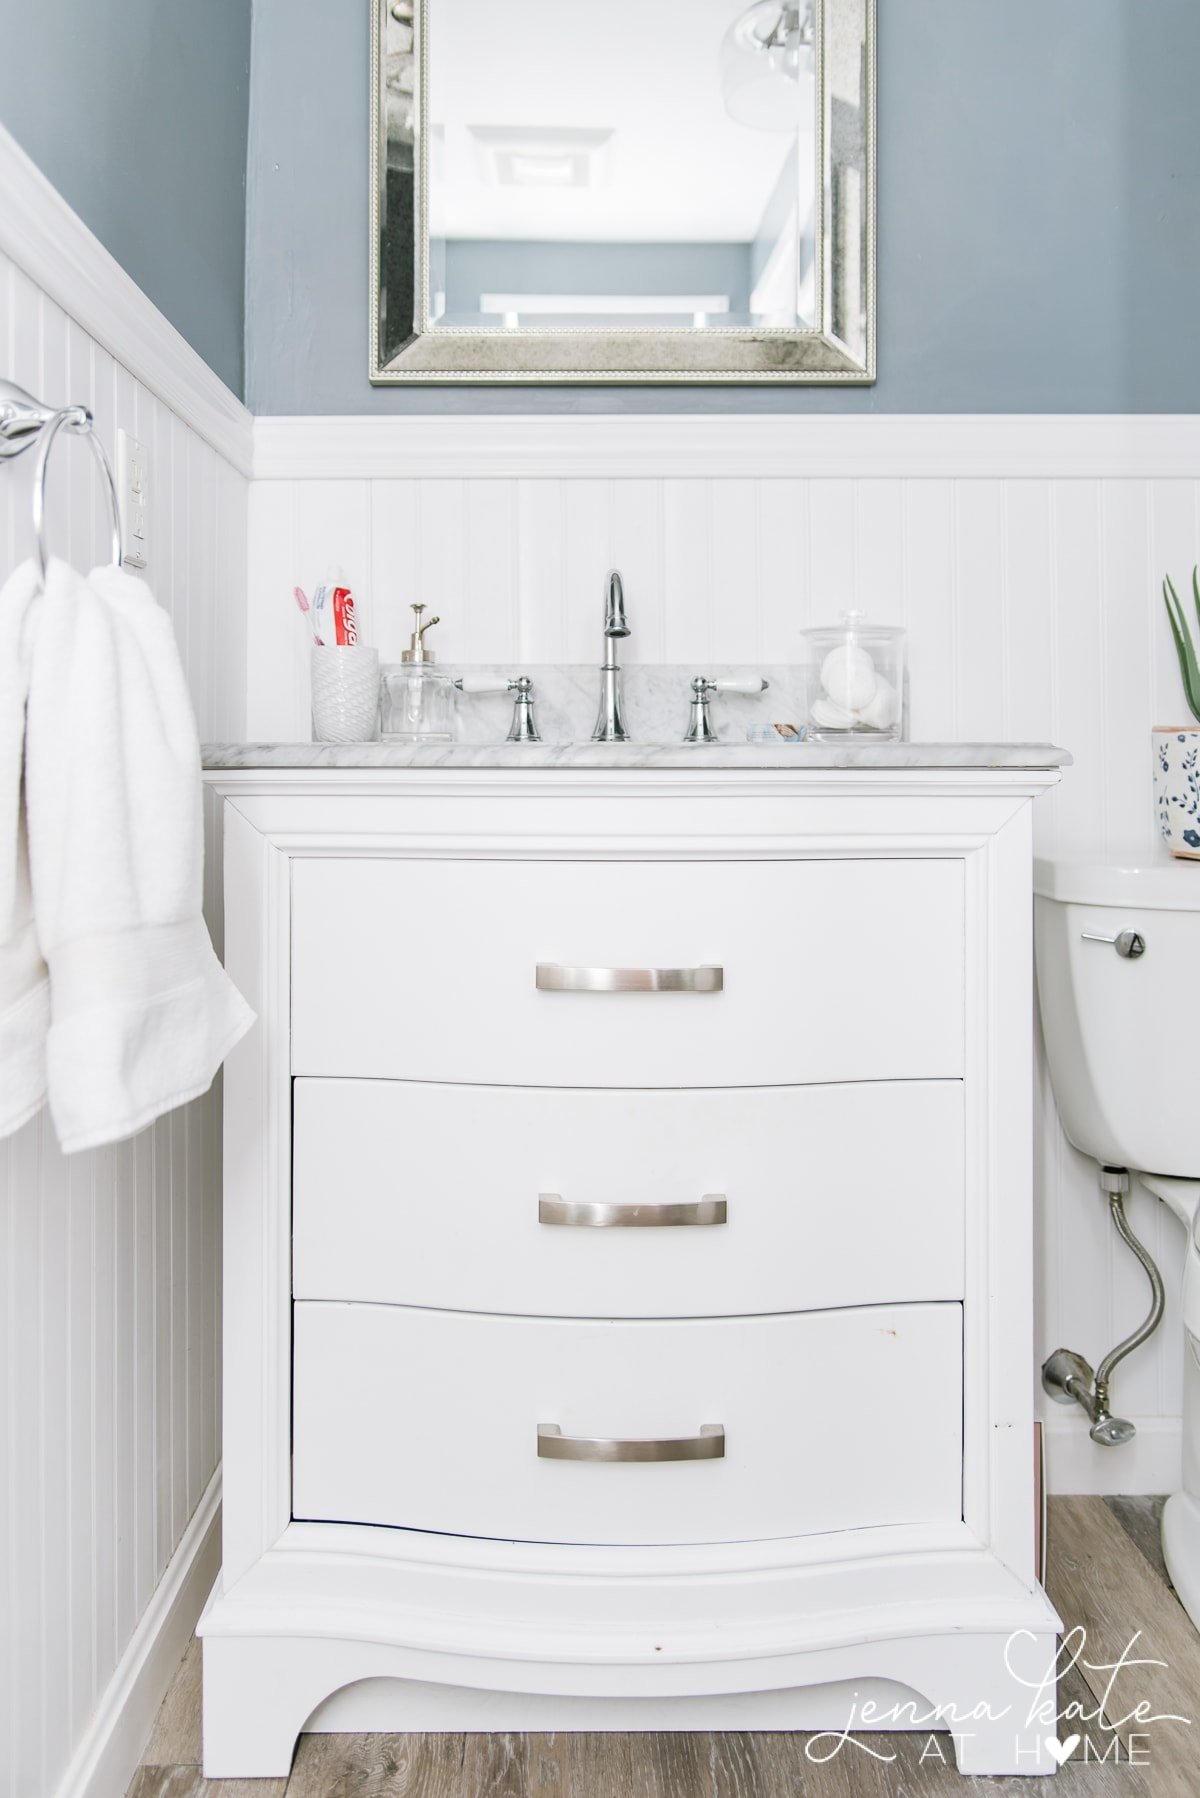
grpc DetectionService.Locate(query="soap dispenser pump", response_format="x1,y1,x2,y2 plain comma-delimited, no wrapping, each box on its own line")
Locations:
401,602,440,664
381,604,456,741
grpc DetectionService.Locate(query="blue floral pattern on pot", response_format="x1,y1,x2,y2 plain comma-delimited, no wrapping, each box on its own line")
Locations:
1154,728,1200,859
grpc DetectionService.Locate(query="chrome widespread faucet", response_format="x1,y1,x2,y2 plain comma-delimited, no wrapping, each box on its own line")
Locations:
592,569,630,742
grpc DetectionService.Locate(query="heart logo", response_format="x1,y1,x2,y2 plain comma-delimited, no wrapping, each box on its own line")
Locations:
1045,1734,1081,1766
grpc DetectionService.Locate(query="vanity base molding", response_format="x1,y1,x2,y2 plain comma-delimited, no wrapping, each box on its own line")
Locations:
199,1523,1059,1777
202,762,1064,1781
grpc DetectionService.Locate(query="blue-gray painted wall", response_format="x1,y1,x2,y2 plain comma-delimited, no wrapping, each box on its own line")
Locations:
244,0,1200,414
0,0,251,397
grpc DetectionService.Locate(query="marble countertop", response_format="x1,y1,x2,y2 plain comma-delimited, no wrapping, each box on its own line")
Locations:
202,740,1071,771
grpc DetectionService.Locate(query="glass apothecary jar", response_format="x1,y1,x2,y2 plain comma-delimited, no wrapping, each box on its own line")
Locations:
800,611,907,741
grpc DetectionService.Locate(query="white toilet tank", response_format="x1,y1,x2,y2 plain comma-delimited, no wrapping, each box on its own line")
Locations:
1034,859,1200,1177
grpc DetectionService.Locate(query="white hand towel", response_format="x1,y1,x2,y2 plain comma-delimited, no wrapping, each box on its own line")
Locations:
0,562,48,1137
23,557,254,1154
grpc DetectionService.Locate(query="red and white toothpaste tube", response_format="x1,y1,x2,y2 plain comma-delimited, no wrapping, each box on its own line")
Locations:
331,585,358,645
311,581,361,646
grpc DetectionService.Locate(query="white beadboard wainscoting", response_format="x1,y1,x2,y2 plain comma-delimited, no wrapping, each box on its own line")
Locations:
249,413,1200,1498
4,95,1199,1793
0,131,251,1798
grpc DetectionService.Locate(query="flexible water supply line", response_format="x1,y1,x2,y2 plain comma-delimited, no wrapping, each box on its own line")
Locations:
1095,1182,1167,1402
1041,1167,1166,1446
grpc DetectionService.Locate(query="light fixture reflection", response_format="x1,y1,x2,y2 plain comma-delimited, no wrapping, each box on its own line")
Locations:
720,1,814,132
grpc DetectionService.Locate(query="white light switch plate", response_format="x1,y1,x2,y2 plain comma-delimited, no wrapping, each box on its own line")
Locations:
117,428,149,569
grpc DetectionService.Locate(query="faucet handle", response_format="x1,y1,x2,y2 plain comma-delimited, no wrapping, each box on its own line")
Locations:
453,673,541,742
683,674,769,744
712,676,769,696
505,675,540,742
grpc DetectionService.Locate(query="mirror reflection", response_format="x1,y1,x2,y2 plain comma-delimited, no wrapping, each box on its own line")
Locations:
374,0,871,382
424,0,818,333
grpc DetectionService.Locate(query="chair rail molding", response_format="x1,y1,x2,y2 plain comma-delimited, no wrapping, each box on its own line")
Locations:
252,412,1200,483
0,126,252,475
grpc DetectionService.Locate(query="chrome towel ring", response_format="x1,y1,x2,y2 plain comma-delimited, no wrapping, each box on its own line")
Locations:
0,378,123,583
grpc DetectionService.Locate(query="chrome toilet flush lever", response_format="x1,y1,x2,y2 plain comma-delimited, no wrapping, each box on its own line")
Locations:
683,676,769,745
455,674,541,742
1080,929,1146,959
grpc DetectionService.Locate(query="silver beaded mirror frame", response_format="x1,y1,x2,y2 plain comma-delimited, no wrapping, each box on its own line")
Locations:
370,0,874,385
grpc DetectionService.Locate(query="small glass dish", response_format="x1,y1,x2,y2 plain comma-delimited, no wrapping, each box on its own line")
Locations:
746,722,808,744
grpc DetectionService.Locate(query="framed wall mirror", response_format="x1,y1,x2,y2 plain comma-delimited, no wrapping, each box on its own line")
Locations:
371,0,874,385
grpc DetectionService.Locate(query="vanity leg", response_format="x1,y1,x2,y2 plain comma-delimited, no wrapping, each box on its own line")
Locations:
942,1630,1060,1777
201,1636,329,1780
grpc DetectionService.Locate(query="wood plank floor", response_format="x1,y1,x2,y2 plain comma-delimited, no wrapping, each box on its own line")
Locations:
128,1497,1199,1796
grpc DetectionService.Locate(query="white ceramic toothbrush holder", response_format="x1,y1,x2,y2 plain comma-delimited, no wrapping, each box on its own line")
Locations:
311,645,380,743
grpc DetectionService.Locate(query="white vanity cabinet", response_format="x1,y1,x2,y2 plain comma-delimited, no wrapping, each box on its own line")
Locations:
199,755,1063,1779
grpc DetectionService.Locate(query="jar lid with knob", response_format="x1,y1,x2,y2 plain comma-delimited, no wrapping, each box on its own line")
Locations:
800,610,907,741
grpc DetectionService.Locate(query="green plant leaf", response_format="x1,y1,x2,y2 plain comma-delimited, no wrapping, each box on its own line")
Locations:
1164,573,1200,723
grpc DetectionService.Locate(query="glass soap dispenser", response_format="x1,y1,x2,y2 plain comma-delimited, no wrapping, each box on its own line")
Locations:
381,604,457,742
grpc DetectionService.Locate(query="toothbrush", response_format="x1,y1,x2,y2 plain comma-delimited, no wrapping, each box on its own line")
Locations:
294,586,324,646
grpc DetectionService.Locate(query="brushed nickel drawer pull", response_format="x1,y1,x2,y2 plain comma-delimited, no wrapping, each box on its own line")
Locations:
535,964,723,993
538,1194,728,1228
537,1423,725,1464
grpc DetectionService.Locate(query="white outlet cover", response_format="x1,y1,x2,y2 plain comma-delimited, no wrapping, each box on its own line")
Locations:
117,428,149,569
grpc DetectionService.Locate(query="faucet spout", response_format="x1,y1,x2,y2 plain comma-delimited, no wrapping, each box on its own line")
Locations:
593,568,631,742
604,570,629,639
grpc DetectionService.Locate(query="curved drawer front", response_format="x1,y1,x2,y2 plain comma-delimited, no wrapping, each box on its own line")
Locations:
291,1302,964,1547
290,857,964,1088
292,1078,965,1316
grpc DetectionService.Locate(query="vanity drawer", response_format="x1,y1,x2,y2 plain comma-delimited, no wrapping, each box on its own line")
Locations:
292,1078,965,1316
290,857,964,1087
292,1301,963,1546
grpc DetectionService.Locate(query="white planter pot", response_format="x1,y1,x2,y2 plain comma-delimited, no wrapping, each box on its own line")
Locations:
1154,727,1200,859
